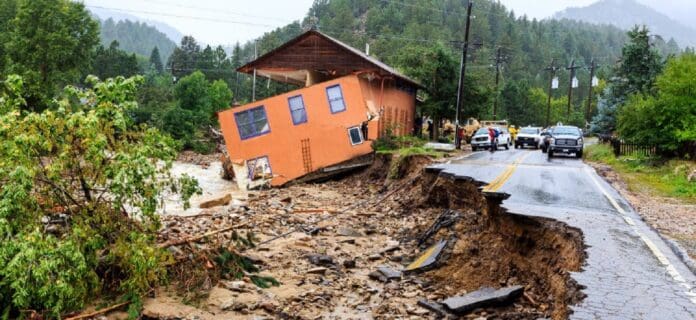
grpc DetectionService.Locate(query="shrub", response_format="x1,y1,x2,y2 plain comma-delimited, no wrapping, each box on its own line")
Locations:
0,75,200,318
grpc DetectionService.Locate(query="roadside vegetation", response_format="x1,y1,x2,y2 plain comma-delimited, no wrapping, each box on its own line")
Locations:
373,134,444,158
584,144,695,202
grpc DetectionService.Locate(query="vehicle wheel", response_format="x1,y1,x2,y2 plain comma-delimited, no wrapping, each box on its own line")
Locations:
576,150,583,158
472,147,477,151
505,143,510,150
548,150,554,159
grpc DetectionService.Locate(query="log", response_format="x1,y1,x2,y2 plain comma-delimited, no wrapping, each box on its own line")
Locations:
158,222,249,248
64,302,129,320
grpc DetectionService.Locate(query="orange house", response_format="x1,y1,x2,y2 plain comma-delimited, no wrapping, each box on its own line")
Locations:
218,30,421,188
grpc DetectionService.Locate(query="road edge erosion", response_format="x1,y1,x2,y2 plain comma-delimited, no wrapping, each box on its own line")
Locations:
407,165,587,319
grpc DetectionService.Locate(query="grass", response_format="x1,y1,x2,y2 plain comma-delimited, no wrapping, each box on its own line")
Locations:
374,135,445,158
584,144,696,203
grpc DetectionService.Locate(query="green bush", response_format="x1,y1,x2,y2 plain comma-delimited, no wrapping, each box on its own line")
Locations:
0,75,200,318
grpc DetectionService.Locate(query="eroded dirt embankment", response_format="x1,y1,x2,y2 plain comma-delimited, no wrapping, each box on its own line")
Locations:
409,167,586,319
146,154,586,319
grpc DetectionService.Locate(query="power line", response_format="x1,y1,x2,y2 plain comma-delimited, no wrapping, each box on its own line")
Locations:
86,5,278,28
136,0,295,24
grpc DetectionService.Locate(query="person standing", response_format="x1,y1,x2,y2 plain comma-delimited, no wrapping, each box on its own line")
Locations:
488,127,497,152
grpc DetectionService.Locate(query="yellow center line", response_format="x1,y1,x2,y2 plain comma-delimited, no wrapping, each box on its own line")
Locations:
405,242,439,271
482,152,532,192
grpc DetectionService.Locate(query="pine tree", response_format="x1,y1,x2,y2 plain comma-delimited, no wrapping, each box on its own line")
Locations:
150,46,164,73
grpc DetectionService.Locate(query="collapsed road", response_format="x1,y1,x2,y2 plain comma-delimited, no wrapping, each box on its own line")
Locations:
432,148,696,319
145,154,591,319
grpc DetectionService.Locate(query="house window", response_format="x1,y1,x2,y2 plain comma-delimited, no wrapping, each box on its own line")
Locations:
326,85,346,113
348,126,364,145
235,106,270,140
288,95,307,125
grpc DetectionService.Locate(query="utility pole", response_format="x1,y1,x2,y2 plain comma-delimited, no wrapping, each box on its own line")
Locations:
566,59,582,123
454,0,473,149
491,47,506,120
586,59,597,124
544,59,559,127
252,40,258,102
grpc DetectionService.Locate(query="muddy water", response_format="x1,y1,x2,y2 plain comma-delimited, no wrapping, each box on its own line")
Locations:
161,161,247,216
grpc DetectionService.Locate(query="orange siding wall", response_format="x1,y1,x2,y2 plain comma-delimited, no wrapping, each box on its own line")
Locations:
218,75,374,186
357,77,416,138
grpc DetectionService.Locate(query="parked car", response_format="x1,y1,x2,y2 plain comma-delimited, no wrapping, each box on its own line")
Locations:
547,126,584,158
540,128,554,153
515,127,542,149
470,127,511,151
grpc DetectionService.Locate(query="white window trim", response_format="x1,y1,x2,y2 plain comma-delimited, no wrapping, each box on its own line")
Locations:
348,126,364,146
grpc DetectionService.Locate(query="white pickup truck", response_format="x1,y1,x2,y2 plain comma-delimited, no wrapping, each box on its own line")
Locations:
471,127,512,151
515,127,542,149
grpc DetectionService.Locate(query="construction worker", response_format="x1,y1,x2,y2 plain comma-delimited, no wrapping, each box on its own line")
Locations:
509,125,519,142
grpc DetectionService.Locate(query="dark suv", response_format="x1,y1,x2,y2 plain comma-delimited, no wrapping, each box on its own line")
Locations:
547,126,584,158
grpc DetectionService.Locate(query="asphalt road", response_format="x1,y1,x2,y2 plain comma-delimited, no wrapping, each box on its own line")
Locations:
434,147,696,319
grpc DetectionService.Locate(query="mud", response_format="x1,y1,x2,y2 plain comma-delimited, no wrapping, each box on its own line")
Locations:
141,153,586,319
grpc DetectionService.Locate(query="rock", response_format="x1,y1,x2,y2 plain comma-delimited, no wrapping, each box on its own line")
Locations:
337,227,364,237
222,280,246,292
368,254,382,261
306,267,328,275
368,271,388,282
306,254,334,266
377,265,402,280
199,194,232,209
343,259,357,269
441,285,524,315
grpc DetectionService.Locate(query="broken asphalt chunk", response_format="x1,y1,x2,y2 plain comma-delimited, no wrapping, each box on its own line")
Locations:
404,240,447,272
377,265,402,280
417,299,457,319
442,285,524,315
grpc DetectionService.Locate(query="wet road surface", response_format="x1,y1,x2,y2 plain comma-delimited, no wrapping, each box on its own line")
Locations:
433,148,696,319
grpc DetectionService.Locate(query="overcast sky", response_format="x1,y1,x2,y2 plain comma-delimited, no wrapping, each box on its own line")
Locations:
82,0,696,46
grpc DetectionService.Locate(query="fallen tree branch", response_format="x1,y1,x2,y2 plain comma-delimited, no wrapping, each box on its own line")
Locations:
64,302,129,320
159,222,249,248
292,209,341,214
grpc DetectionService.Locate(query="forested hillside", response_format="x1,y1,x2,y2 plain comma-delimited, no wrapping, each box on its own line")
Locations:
226,0,642,126
99,18,178,62
555,0,695,48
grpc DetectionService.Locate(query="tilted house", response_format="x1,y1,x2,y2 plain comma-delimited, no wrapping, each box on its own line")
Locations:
218,30,421,189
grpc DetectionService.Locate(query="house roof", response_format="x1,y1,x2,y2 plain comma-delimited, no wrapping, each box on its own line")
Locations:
237,29,422,89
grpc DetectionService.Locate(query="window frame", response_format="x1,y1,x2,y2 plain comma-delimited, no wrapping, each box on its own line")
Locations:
246,155,272,180
326,84,347,114
234,106,271,140
348,126,364,146
287,95,308,125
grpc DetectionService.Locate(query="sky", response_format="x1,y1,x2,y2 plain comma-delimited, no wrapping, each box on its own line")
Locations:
82,0,696,46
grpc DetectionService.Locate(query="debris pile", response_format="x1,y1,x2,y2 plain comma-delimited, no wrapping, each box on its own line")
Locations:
145,154,585,320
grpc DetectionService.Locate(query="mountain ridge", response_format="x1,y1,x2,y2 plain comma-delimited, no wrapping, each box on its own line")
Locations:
554,0,695,47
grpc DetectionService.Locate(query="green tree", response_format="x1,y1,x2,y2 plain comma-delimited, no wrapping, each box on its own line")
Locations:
168,36,200,79
618,53,696,154
91,41,141,80
163,71,232,152
0,75,199,317
614,26,663,98
149,46,164,73
4,0,99,110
